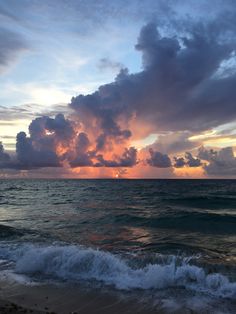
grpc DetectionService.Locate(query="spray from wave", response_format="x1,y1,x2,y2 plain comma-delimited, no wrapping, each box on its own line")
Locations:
0,243,235,299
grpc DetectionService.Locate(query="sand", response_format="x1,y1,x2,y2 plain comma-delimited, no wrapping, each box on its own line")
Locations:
0,288,162,314
0,298,44,313
0,279,162,314
0,278,235,314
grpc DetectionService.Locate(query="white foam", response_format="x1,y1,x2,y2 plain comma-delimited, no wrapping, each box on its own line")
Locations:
0,269,38,286
1,244,236,298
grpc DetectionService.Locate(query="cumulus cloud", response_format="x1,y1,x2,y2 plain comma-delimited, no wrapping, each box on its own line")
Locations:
185,152,202,167
172,152,202,168
10,114,75,169
69,20,236,152
69,145,138,168
95,147,137,167
0,111,137,170
173,156,186,168
147,148,172,168
200,146,236,176
69,132,93,167
198,146,217,161
16,132,60,169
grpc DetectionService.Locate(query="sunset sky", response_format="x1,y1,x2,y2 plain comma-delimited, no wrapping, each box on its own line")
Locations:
0,0,236,178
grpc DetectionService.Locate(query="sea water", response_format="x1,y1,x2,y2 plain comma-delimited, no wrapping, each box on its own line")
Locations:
0,179,235,312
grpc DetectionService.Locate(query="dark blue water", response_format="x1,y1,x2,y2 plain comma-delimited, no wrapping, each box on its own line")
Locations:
0,179,235,309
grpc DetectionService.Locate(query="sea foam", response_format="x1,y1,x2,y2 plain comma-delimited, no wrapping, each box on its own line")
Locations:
0,243,233,298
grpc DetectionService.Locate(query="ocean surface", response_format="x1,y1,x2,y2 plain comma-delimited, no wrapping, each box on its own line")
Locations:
0,179,235,313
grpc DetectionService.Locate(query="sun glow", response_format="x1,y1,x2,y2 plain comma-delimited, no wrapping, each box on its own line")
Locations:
45,130,55,136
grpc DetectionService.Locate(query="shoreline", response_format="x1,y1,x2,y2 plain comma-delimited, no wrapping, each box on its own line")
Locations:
0,281,158,314
0,278,236,314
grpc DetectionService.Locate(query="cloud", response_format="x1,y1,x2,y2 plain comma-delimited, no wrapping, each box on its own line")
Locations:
0,28,28,74
69,132,93,167
200,146,236,176
16,131,60,169
70,143,138,168
1,16,236,178
172,152,202,168
198,146,217,161
146,148,172,168
0,111,137,170
185,152,202,167
0,102,69,122
95,147,137,167
70,20,236,140
10,114,75,169
173,156,186,168
0,142,11,166
147,150,201,169
147,131,200,155
97,58,123,73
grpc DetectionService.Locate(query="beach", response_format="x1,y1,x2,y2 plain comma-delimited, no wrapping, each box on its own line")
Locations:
1,278,235,314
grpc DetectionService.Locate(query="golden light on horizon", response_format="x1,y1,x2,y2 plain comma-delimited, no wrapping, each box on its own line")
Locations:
174,166,206,178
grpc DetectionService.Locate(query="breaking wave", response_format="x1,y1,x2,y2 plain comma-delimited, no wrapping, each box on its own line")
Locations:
0,243,235,299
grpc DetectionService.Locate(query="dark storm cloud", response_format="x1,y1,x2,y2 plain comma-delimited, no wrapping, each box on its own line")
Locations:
16,131,60,169
70,146,138,168
185,152,202,167
172,152,202,168
0,142,11,166
70,19,236,136
173,156,186,168
94,147,137,167
29,114,75,143
0,110,137,170
0,28,27,73
147,148,201,169
3,114,75,170
200,146,236,176
69,132,94,167
147,149,172,168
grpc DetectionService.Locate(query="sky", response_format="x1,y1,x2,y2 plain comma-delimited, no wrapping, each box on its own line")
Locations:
0,0,236,178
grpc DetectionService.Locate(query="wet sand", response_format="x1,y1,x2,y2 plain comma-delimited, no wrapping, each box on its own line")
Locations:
0,299,44,313
0,278,235,314
0,278,158,314
0,280,179,314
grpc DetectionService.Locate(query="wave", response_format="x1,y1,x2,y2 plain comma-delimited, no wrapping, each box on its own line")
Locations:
109,212,236,234
0,224,24,238
1,243,235,299
1,186,24,192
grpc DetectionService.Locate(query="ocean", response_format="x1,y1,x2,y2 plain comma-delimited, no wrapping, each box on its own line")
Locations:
0,179,235,313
